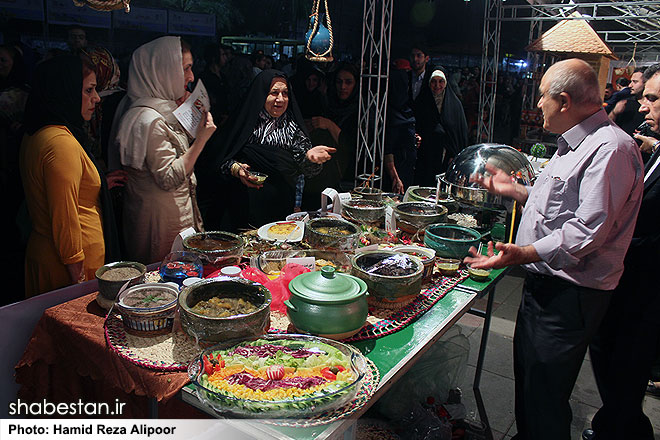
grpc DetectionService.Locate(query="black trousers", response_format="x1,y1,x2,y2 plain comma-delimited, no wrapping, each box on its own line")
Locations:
512,272,612,440
589,266,660,440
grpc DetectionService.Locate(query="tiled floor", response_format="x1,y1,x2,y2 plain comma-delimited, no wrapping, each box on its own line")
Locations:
456,268,660,439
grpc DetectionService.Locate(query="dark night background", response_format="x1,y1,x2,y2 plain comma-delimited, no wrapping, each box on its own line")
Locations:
1,0,534,67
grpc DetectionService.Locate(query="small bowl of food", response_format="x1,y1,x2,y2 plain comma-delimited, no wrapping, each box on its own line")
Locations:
467,264,492,282
96,261,146,301
116,283,179,336
437,257,461,277
248,171,268,185
158,250,204,286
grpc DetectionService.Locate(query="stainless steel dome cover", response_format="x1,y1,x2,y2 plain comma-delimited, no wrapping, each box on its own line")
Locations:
438,143,536,209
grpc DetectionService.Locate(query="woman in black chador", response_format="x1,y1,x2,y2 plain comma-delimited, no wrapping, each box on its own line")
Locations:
205,69,334,229
414,69,468,187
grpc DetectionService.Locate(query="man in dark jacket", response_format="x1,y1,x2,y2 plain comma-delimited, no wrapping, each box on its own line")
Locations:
585,63,660,440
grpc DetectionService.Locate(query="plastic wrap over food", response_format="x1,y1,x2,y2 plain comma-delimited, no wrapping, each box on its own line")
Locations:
364,253,417,276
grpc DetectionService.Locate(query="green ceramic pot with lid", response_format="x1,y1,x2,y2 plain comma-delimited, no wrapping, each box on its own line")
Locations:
285,266,368,340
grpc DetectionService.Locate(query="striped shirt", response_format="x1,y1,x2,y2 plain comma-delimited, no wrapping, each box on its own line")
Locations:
516,109,644,290
221,110,321,177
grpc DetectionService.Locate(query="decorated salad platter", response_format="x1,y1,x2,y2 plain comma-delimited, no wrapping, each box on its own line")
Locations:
187,334,368,418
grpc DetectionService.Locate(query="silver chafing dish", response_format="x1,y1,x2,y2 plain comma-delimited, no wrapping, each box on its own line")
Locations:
438,143,536,209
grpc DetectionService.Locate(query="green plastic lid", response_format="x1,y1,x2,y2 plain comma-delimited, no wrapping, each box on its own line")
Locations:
289,266,367,304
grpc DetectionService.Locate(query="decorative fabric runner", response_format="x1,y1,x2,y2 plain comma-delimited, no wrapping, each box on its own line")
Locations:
269,270,469,342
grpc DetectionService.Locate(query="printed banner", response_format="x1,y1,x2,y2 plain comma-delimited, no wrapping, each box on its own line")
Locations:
112,6,167,33
47,0,111,28
168,10,215,36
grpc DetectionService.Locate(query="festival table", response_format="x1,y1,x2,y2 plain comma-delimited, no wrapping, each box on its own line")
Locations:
14,266,505,438
180,266,507,440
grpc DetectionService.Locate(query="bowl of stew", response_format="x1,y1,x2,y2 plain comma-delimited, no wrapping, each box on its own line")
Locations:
183,231,244,266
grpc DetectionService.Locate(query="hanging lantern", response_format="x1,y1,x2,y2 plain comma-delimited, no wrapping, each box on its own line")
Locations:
72,0,130,13
305,0,334,62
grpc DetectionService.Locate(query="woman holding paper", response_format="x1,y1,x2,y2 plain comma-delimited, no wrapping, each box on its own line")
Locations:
113,36,216,264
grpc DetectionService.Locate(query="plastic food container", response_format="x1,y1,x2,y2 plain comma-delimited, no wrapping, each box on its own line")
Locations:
187,334,367,418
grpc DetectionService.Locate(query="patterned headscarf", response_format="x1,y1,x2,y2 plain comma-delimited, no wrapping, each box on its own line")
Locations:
86,47,116,92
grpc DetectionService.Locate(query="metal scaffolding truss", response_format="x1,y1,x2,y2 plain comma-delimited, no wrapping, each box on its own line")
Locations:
477,0,503,143
478,0,660,145
355,0,393,188
497,1,660,22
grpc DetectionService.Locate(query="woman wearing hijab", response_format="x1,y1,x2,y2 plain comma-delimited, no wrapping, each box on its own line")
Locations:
113,36,216,264
414,69,468,187
211,69,334,229
292,63,327,120
19,54,120,297
302,62,360,209
384,68,417,194
85,46,125,170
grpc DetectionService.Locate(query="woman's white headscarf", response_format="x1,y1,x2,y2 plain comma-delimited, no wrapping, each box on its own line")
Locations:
112,36,184,170
429,69,446,114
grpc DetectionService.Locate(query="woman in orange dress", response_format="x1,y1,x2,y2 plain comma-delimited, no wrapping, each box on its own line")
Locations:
20,55,119,297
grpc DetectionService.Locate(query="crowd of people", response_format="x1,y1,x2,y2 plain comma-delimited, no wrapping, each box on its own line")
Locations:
2,23,660,440
3,33,485,299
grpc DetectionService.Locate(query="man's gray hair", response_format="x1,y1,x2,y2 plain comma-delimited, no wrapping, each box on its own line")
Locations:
643,63,660,82
545,59,602,107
